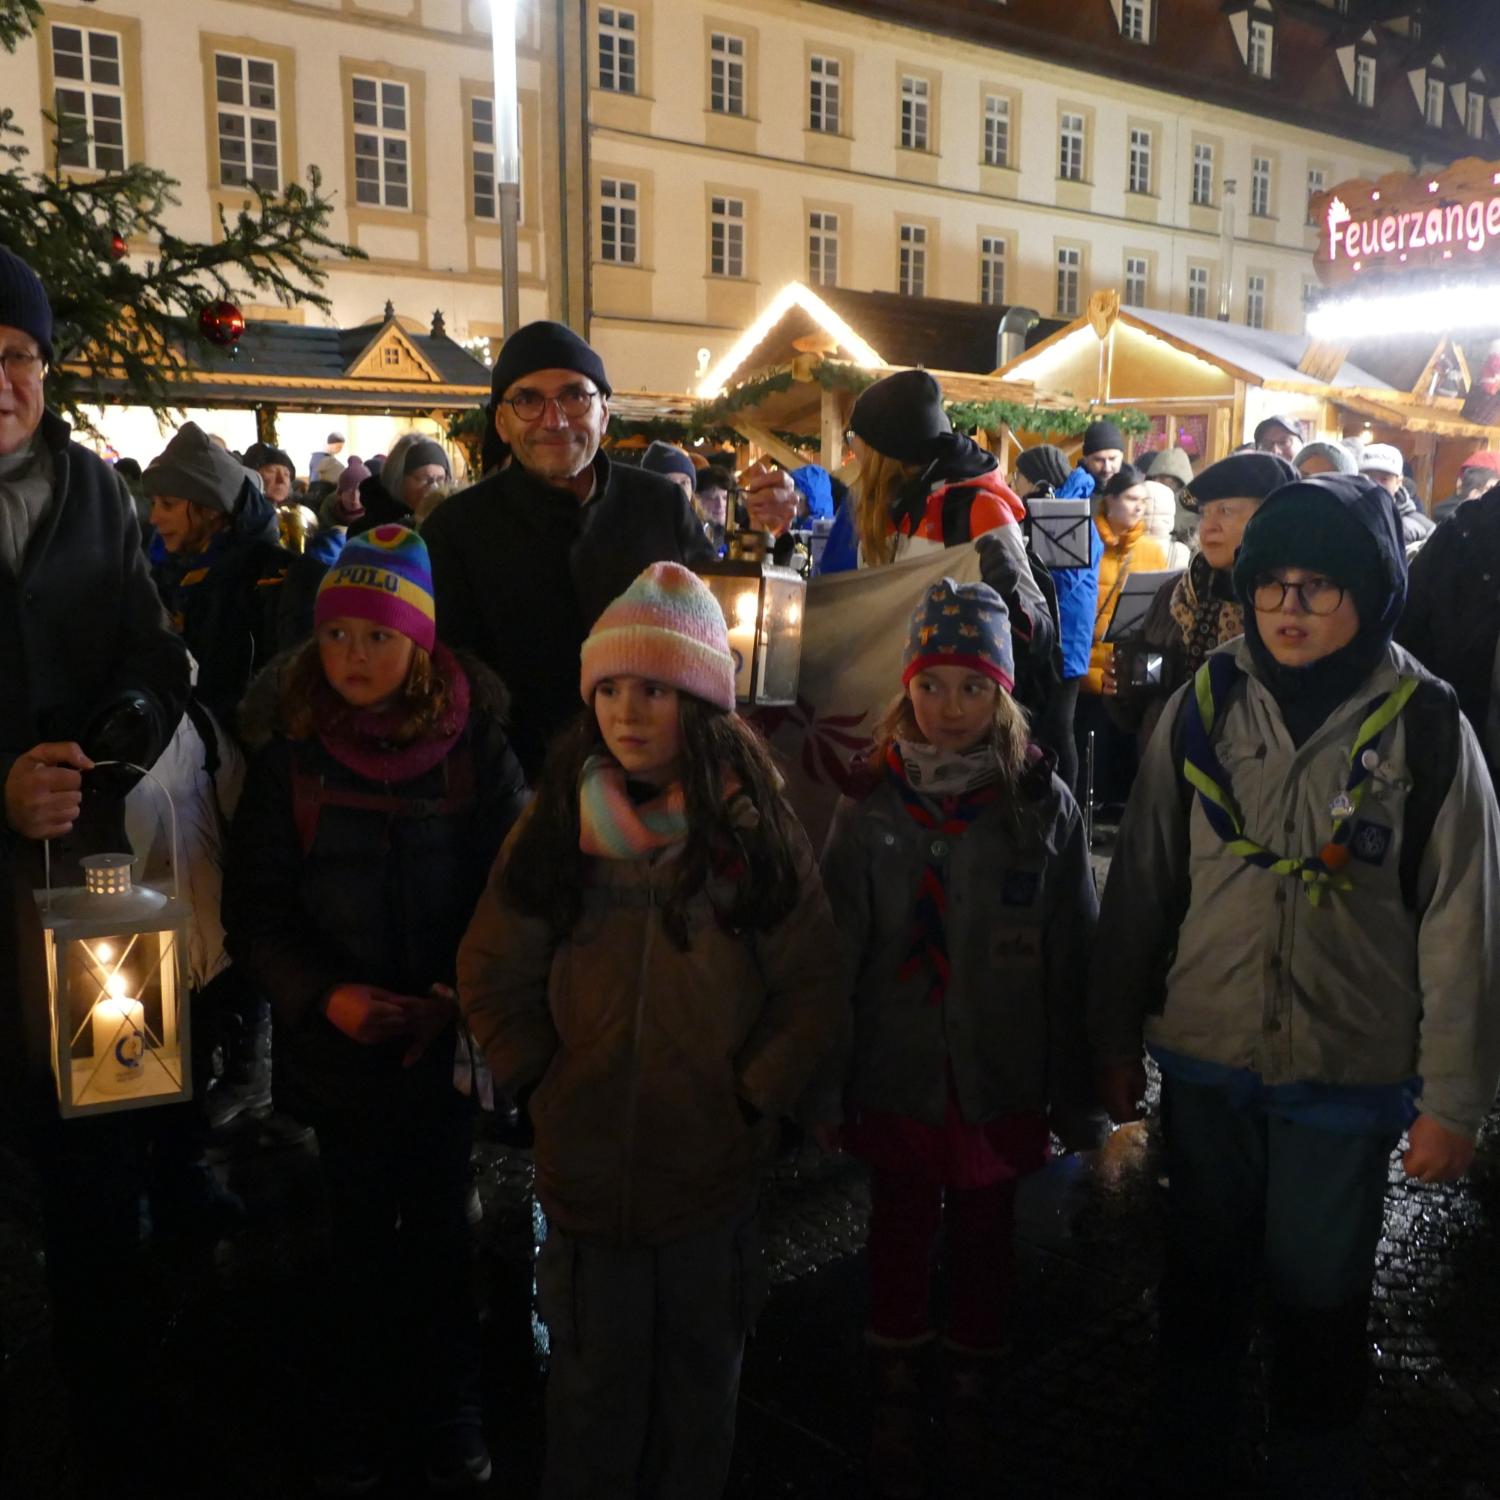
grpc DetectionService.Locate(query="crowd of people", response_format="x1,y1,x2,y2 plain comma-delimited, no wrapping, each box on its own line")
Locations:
3,236,1500,1500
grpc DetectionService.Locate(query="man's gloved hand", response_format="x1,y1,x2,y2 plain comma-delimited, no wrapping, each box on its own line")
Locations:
79,692,156,798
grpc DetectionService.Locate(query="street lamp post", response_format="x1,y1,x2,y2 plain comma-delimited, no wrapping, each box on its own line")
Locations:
488,0,522,338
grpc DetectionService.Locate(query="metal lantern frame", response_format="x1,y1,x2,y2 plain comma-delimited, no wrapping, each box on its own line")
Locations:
698,534,806,707
36,763,193,1118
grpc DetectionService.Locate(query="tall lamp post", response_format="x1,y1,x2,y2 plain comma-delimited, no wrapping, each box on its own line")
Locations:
489,0,522,337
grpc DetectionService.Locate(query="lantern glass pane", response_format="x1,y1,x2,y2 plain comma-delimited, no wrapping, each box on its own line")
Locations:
754,570,805,706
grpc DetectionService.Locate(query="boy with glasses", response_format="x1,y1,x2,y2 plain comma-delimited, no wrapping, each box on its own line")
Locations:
1089,473,1500,1497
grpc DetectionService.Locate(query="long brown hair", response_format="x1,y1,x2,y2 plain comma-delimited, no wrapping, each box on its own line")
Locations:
280,637,453,744
503,696,804,947
853,448,924,566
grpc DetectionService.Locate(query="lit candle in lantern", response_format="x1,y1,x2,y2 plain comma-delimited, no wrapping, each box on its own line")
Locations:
91,974,146,1094
727,587,758,691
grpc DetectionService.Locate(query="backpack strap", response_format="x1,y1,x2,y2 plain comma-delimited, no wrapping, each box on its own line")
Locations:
1397,678,1461,911
938,483,973,546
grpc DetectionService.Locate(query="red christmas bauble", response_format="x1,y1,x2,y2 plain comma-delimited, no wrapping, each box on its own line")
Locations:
108,231,128,260
199,299,245,348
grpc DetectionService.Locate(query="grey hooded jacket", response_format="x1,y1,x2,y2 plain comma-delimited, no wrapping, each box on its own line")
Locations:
1089,636,1500,1136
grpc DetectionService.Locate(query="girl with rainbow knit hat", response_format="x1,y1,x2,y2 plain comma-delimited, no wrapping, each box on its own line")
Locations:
458,560,844,1499
223,524,527,1496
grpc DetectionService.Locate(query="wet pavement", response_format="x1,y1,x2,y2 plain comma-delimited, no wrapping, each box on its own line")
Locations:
2,1078,1499,1500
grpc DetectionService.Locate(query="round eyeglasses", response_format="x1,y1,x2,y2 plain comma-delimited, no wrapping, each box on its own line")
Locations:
1251,575,1347,616
500,386,601,422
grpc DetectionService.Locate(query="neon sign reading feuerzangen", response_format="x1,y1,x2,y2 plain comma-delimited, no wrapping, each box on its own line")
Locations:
1327,193,1500,266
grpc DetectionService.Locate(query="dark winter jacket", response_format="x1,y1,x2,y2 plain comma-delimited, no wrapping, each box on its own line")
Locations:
1,410,191,1128
1393,484,1435,550
221,662,527,1124
151,482,291,726
423,451,714,776
352,469,415,533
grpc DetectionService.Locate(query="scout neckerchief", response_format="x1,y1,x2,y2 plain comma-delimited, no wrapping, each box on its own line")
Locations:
1181,652,1418,907
886,745,1001,1004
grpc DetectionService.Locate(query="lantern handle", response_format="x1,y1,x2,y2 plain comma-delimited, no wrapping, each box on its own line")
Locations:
41,761,182,908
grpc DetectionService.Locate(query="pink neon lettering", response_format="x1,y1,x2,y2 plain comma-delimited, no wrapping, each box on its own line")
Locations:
1488,197,1500,237
1446,203,1464,243
1361,220,1380,257
1467,200,1486,251
1427,207,1444,245
1410,213,1426,249
1397,213,1410,251
1380,216,1397,254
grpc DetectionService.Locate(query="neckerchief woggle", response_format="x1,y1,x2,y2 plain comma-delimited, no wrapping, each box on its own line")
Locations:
1181,653,1418,907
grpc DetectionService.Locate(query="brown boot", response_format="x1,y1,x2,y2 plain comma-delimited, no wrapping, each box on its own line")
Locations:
940,1342,1003,1497
866,1336,934,1500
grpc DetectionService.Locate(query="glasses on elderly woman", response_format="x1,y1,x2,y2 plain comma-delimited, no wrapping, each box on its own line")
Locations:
0,348,45,382
1251,573,1346,616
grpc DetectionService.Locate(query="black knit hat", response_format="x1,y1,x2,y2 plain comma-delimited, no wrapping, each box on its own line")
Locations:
1015,444,1071,491
0,244,54,364
642,440,697,482
244,442,295,476
1082,418,1125,456
490,319,612,402
849,369,951,463
1184,453,1298,512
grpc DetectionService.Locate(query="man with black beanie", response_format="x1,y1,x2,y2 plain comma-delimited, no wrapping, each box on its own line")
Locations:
1080,418,1125,483
424,321,797,773
1092,472,1500,1497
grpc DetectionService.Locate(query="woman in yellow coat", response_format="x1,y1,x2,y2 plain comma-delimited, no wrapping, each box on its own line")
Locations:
1077,464,1169,807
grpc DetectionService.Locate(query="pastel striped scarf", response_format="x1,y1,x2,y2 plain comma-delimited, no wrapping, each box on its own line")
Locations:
578,754,690,859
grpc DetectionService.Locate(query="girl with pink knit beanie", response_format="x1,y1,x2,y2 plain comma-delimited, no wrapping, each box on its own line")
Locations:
458,560,845,1499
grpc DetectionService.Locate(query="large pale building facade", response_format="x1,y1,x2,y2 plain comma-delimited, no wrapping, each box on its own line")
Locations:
1,0,1488,412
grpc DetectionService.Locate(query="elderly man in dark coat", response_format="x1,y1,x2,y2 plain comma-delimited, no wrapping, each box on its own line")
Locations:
0,244,190,1491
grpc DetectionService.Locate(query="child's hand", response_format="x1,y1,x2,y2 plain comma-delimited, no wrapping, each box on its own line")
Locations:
402,985,460,1068
810,1123,843,1155
1402,1114,1476,1182
322,983,421,1046
1095,1060,1148,1124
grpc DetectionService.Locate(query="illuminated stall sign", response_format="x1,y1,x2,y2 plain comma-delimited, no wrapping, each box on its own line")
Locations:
1313,156,1500,286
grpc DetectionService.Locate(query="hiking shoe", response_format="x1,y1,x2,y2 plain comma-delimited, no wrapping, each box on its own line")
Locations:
426,1423,493,1492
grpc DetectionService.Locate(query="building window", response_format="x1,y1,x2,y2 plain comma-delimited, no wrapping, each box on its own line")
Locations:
1187,265,1210,319
1191,141,1214,206
469,96,521,223
1056,245,1081,317
809,54,841,134
598,7,637,94
709,32,745,116
1128,127,1152,195
900,75,930,152
808,210,838,287
352,77,410,210
1306,167,1325,225
710,195,745,278
1248,19,1273,80
1354,54,1376,108
214,53,280,191
1468,92,1487,138
599,176,639,264
982,94,1010,168
1124,255,1148,308
1122,0,1151,43
1246,273,1267,329
899,223,927,297
1425,77,1444,128
1059,112,1085,181
1250,154,1272,217
51,24,126,171
980,237,1006,306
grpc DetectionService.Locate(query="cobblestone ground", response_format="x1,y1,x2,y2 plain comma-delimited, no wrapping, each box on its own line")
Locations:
2,1080,1499,1499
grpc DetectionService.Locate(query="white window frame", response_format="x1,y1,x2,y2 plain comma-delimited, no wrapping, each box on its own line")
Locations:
808,210,839,287
213,52,280,192
1468,91,1487,139
980,236,1006,306
1124,255,1149,308
1187,265,1210,319
1250,154,1272,217
1354,54,1376,108
1246,273,1267,330
710,195,745,278
1056,245,1081,318
1059,111,1085,182
809,54,841,134
899,223,927,298
1425,77,1444,128
900,74,930,152
709,32,745,117
1128,127,1152,195
1122,0,1151,44
599,176,639,265
1191,141,1214,207
1248,19,1273,80
1305,167,1325,226
351,75,410,211
51,23,127,171
598,6,638,95
983,94,1010,168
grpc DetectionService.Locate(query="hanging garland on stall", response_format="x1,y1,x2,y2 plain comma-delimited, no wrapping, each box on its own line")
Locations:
944,399,1152,439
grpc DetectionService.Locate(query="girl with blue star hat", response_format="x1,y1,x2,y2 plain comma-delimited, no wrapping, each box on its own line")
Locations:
1089,472,1500,1497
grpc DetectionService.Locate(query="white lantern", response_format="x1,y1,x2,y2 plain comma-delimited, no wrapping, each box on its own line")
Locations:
37,780,192,1116
699,555,806,706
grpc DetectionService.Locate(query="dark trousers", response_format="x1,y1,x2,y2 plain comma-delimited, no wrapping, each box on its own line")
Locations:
867,1169,1017,1350
1157,1077,1395,1496
311,1066,480,1444
535,1207,765,1500
1073,692,1138,808
1032,675,1081,794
